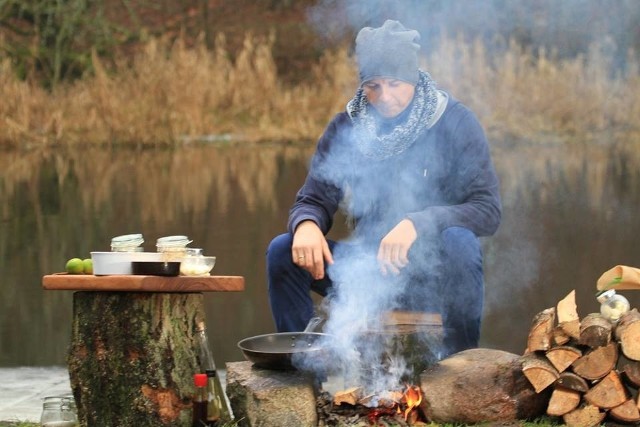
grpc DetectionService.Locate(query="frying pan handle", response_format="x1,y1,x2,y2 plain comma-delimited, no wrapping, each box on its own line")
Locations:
303,316,324,333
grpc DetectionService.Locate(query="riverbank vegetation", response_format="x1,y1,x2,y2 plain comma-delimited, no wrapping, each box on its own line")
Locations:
2,30,638,147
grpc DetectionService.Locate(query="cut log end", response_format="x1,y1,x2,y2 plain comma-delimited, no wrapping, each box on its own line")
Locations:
546,387,581,416
521,353,559,393
562,404,606,427
609,399,640,423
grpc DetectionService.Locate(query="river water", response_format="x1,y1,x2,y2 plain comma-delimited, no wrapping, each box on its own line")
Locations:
1,140,639,367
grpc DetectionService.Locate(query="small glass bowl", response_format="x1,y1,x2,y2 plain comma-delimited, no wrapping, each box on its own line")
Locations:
180,256,216,276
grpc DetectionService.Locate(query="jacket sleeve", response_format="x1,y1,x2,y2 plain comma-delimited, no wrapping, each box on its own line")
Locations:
287,116,345,235
406,106,502,237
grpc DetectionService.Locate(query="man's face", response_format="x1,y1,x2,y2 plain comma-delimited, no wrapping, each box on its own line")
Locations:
362,78,416,118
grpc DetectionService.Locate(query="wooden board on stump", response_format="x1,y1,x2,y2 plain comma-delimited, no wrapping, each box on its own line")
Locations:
68,291,204,426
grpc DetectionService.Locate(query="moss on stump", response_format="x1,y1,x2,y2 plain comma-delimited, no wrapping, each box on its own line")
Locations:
68,292,204,426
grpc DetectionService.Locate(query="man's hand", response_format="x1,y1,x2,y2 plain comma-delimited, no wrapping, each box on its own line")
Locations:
378,219,417,275
292,220,334,280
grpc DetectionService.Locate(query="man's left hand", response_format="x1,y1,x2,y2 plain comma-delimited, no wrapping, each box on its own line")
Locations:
377,219,417,275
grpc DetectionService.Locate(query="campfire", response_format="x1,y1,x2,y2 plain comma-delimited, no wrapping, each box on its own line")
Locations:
318,383,427,426
311,310,441,425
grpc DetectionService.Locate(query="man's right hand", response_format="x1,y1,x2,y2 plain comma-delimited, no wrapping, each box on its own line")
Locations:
292,220,334,280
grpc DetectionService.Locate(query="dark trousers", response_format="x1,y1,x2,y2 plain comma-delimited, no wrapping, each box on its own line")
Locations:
266,226,484,356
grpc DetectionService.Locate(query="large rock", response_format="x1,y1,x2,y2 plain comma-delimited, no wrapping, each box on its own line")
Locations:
420,348,549,424
225,361,318,427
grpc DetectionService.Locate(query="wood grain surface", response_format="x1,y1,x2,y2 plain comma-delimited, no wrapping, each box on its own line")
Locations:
42,273,244,292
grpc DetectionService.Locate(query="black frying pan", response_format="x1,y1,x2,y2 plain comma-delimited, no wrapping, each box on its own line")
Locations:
237,317,332,370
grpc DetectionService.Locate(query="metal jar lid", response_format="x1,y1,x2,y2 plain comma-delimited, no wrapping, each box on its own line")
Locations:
596,289,616,304
111,233,144,248
156,235,192,248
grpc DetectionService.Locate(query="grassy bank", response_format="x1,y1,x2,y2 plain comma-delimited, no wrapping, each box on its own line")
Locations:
1,33,639,147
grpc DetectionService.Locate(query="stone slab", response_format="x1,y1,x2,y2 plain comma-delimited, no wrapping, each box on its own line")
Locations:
225,361,317,427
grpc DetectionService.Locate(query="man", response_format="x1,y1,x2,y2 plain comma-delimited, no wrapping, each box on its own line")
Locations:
266,20,501,356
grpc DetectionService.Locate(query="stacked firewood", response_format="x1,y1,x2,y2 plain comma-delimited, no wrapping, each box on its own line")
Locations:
522,290,640,427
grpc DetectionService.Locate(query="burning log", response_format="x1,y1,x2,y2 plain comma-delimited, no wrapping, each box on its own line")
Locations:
333,387,363,406
318,385,427,426
522,289,640,426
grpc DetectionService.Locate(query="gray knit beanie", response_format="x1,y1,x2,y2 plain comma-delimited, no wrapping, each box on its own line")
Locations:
355,20,421,85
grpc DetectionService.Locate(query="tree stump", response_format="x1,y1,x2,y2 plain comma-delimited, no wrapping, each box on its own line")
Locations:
68,291,204,427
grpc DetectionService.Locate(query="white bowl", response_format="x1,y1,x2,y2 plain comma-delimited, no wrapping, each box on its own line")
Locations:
91,252,164,275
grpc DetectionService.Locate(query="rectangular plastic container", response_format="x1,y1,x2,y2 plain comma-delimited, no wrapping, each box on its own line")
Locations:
91,252,164,275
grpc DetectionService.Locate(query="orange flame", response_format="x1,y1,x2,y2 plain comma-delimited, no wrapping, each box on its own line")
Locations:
403,384,422,420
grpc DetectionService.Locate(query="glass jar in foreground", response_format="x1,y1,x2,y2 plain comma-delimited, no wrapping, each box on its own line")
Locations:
110,233,144,252
40,395,78,426
156,235,192,261
597,289,630,322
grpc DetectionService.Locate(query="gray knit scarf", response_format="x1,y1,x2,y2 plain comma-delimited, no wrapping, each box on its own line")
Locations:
346,70,438,160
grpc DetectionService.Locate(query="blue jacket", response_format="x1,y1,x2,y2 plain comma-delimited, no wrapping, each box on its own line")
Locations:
288,95,502,246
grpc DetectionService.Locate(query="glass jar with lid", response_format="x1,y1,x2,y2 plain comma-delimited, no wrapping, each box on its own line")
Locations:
156,235,192,261
110,234,144,252
40,395,78,426
597,289,630,322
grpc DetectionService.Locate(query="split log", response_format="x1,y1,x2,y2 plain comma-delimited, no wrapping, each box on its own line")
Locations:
527,308,556,352
562,404,606,427
546,387,581,416
521,353,559,393
578,313,612,348
583,370,628,409
618,354,640,387
559,320,580,341
571,342,618,380
545,345,582,373
557,290,580,340
609,399,640,423
420,349,548,424
615,309,640,361
555,372,589,393
552,326,571,346
333,387,362,406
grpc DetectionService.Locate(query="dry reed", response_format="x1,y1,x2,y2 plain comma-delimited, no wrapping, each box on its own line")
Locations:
0,33,639,146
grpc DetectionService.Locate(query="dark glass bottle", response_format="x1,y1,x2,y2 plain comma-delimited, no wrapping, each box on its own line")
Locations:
195,321,231,424
192,373,208,427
